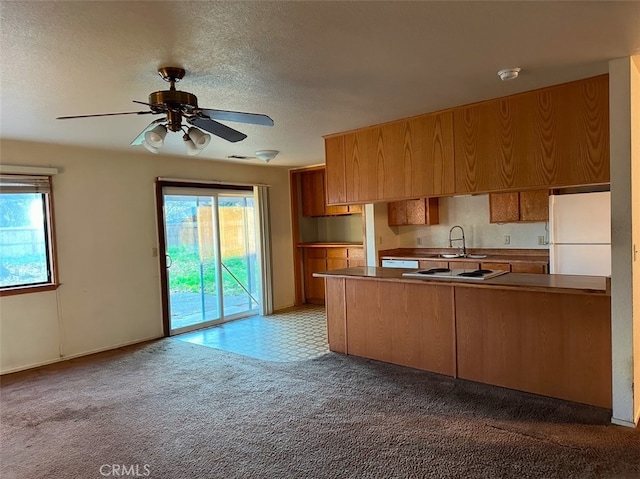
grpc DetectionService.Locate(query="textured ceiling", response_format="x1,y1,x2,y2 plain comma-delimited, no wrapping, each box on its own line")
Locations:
1,1,639,167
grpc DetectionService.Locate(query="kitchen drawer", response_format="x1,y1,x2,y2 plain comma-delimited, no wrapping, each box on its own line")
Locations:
305,248,327,259
419,260,448,269
482,262,511,271
511,263,548,274
327,248,348,259
347,247,364,259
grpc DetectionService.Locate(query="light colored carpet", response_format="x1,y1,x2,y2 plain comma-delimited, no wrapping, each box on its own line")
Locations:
1,339,638,479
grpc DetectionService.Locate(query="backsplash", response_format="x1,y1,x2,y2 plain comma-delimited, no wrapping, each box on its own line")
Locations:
377,194,549,250
299,214,363,243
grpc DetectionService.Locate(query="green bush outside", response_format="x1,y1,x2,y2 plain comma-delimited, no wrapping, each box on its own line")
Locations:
167,246,255,297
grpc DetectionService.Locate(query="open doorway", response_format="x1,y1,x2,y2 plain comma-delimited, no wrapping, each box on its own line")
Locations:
157,183,262,335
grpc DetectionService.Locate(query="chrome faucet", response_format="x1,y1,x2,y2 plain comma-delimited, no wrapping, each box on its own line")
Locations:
448,225,466,256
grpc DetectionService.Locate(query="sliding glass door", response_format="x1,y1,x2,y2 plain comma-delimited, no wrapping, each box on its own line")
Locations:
161,186,260,334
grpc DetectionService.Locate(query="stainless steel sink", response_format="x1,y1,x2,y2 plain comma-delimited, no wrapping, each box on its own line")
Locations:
439,253,488,259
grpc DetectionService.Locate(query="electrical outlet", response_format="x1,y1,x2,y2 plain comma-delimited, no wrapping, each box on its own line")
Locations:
378,235,383,245
416,237,422,246
503,235,511,245
538,236,545,245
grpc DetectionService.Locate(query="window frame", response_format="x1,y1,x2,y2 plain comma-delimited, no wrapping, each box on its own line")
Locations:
0,175,60,296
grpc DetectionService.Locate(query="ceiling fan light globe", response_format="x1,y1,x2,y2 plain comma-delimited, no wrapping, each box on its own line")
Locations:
144,124,167,148
183,136,201,156
187,127,211,149
142,140,159,154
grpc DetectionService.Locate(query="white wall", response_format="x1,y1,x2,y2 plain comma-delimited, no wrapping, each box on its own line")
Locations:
377,195,549,251
0,140,294,374
609,56,638,427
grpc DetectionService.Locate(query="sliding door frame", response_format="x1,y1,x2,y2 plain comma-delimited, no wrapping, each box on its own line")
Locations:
155,179,255,337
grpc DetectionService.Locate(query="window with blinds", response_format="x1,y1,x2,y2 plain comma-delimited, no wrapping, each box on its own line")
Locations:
0,174,56,292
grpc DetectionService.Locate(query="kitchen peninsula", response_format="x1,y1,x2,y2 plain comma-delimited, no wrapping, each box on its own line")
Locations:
315,267,611,409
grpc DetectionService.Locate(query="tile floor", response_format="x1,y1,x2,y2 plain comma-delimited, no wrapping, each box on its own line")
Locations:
174,305,329,362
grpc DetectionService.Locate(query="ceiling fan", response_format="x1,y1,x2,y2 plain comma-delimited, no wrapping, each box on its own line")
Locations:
57,66,274,155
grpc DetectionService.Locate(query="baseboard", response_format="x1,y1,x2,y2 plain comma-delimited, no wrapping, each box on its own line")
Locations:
0,334,163,375
611,417,636,428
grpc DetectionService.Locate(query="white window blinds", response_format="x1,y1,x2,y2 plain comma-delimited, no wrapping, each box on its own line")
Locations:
0,175,52,194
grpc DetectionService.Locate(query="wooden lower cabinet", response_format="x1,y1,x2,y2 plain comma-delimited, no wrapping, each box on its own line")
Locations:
304,247,364,304
510,262,547,273
455,288,611,408
303,248,327,304
337,278,455,376
324,275,611,408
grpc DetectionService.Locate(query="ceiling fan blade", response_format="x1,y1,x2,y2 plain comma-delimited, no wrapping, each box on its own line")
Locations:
198,108,274,127
188,117,247,143
57,111,155,119
132,100,171,111
130,118,166,146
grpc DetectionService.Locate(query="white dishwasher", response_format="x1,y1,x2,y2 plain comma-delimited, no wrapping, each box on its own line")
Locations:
381,259,419,268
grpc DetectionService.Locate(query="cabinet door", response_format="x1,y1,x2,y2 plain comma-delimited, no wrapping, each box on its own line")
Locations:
454,96,528,193
535,75,609,187
327,248,349,270
347,247,365,267
455,75,609,194
304,249,327,303
489,192,519,223
519,190,549,222
409,111,455,197
345,129,380,203
405,198,426,225
378,121,407,200
388,198,439,226
456,261,481,270
324,135,347,205
387,201,407,226
300,170,326,217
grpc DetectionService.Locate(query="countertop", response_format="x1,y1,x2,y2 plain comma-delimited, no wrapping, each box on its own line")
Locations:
298,242,363,248
314,266,609,296
378,248,549,265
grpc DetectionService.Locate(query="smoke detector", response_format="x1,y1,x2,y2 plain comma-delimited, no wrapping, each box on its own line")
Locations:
497,68,521,81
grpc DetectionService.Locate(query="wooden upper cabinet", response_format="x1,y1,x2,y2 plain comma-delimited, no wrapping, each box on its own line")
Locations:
300,170,328,217
328,75,608,202
388,198,439,226
324,136,347,206
519,190,549,222
489,192,520,223
326,110,455,205
408,111,455,197
489,189,548,223
345,128,380,203
455,75,609,194
300,168,351,217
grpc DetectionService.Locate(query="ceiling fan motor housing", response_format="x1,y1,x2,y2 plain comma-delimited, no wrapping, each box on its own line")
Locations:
148,90,198,131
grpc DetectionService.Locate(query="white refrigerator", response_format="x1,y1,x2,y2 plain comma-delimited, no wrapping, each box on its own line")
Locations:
548,191,611,276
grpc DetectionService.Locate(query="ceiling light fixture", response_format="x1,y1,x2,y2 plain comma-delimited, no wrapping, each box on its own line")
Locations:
497,68,521,81
144,124,167,148
183,134,201,156
187,127,211,150
255,150,279,163
142,140,160,154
